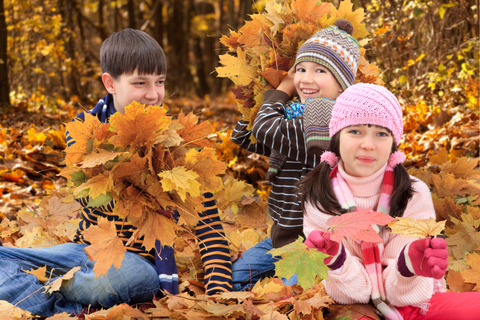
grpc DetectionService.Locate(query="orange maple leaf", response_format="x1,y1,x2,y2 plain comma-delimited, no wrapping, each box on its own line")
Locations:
65,113,103,166
83,217,127,278
109,102,170,150
460,253,480,291
291,0,333,23
259,68,288,88
184,147,226,193
176,112,213,148
135,210,181,250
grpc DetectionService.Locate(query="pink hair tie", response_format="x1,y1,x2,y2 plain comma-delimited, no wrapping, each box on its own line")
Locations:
388,151,406,168
320,151,339,167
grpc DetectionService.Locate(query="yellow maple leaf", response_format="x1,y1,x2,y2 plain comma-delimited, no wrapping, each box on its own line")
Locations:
331,0,369,39
460,253,480,291
388,217,446,238
0,301,31,319
45,266,81,293
83,218,127,278
81,149,125,168
22,265,49,282
158,166,201,201
184,147,226,193
446,213,480,259
216,47,256,86
215,175,255,211
74,173,110,200
109,102,170,150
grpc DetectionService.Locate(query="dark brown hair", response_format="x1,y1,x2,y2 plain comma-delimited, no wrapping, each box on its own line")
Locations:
100,29,167,79
298,128,414,217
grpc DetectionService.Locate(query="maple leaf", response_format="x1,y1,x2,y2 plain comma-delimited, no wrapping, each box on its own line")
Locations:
40,192,82,222
215,175,255,211
446,270,476,292
326,304,382,320
441,157,480,179
45,312,78,319
45,266,81,294
291,0,333,23
196,301,247,318
82,217,127,278
216,47,256,86
446,213,480,259
74,173,109,200
84,303,150,320
176,112,214,148
238,17,267,48
109,102,170,150
388,217,446,239
184,147,226,193
65,112,103,166
158,166,201,201
22,265,49,282
269,236,330,290
259,68,288,88
460,253,480,291
326,209,396,243
81,149,125,168
332,0,369,39
220,30,241,51
134,209,181,250
429,148,450,166
0,301,31,319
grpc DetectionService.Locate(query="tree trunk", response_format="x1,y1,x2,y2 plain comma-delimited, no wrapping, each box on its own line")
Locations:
127,0,135,29
0,0,10,107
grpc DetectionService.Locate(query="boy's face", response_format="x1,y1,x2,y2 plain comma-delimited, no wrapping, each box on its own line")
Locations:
102,69,166,114
293,62,343,102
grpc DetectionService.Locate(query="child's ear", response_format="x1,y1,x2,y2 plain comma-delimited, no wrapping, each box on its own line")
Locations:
102,73,116,95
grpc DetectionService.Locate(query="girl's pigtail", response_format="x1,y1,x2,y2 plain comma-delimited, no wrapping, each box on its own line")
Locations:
390,163,414,218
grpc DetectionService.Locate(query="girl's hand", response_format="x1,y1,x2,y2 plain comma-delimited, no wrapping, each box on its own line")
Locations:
305,230,345,269
402,237,448,279
277,66,296,97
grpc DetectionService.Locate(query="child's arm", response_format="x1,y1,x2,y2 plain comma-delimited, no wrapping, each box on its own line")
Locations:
195,193,232,294
382,178,444,307
230,119,271,156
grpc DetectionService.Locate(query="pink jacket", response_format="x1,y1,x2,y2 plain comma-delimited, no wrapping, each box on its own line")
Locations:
303,162,446,307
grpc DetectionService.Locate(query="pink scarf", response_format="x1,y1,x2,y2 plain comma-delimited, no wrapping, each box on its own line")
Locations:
329,162,404,320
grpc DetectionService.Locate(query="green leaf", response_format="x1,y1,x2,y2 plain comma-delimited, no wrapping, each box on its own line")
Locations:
87,192,113,208
269,236,330,290
70,171,88,187
413,8,423,17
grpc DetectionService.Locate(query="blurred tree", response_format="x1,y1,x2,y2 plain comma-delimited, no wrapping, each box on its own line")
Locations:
0,0,9,107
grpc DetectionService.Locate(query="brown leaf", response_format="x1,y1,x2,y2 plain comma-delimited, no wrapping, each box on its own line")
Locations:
446,270,476,292
460,253,480,291
83,217,127,278
326,304,381,320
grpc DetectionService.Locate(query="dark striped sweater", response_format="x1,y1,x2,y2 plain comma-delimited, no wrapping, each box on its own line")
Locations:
67,94,232,294
231,90,322,248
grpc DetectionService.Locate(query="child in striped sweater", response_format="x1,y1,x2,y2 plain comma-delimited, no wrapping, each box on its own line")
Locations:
299,83,480,320
231,19,359,290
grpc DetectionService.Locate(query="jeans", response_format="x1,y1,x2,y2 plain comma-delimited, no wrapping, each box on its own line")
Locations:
231,238,298,291
0,242,160,317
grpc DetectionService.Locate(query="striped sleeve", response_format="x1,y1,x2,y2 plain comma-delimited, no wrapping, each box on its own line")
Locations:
195,193,232,294
230,119,271,156
252,90,315,166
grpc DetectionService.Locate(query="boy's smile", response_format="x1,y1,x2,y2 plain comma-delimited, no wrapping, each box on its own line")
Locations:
102,69,166,114
339,125,394,177
294,61,343,102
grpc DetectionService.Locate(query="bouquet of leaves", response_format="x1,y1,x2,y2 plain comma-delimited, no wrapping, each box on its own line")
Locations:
216,0,382,131
62,102,227,275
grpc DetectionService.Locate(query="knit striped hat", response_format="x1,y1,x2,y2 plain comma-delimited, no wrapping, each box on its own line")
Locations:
329,83,404,144
294,19,360,91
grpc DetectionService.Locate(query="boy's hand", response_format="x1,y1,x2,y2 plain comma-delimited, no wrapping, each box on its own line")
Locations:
277,66,296,97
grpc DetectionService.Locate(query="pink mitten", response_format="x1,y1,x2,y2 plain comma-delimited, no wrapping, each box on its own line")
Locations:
305,230,345,269
400,238,448,279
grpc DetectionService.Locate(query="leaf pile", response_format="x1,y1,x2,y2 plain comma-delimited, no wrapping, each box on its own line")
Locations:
216,0,382,129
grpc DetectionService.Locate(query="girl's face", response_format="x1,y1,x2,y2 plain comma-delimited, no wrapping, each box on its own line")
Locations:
293,62,343,102
339,125,394,177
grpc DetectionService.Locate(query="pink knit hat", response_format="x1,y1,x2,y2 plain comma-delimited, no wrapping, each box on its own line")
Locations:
329,83,403,144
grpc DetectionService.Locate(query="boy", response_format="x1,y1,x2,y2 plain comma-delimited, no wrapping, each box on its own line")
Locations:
230,20,360,290
0,29,232,317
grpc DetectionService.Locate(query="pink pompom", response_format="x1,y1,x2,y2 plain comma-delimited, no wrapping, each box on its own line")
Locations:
320,151,339,167
388,151,406,168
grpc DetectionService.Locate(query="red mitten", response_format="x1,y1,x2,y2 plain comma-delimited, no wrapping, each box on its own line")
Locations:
305,230,345,269
400,238,448,279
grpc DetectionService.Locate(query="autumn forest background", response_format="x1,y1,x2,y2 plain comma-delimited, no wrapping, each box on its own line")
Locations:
0,0,479,319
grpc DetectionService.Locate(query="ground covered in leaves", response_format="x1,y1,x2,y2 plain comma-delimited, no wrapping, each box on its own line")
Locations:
0,84,479,319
